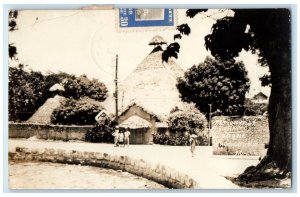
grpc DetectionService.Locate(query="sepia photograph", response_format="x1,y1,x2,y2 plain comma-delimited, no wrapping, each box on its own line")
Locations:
7,6,292,190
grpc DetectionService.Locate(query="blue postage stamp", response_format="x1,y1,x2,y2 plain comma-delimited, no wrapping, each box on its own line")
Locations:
119,8,174,28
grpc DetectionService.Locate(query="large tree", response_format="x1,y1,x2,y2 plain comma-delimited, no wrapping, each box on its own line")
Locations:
9,65,46,121
63,74,108,102
177,56,250,116
163,9,291,183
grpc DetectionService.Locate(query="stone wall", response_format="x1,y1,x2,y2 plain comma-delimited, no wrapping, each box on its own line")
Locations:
211,116,269,156
9,147,199,189
9,123,92,141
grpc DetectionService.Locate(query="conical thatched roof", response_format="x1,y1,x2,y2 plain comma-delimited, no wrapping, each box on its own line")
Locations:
102,36,185,121
149,35,167,46
119,115,151,129
26,95,66,124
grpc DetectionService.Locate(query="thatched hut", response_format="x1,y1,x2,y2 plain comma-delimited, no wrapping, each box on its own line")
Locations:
26,95,66,124
26,83,66,124
103,35,187,144
119,115,152,144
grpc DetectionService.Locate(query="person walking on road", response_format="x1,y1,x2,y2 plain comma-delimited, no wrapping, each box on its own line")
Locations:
190,134,197,157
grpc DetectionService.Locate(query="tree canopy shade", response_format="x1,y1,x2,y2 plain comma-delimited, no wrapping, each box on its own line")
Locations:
177,57,250,116
163,9,292,184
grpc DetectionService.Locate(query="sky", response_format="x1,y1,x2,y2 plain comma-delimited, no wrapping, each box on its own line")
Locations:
9,8,270,97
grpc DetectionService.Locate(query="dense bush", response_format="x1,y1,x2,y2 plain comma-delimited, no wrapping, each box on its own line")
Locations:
153,133,208,146
168,104,207,135
85,118,115,143
51,97,103,125
153,104,208,146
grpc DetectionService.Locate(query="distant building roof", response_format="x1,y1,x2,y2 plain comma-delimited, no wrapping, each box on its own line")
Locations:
49,83,65,92
253,92,268,100
251,92,268,103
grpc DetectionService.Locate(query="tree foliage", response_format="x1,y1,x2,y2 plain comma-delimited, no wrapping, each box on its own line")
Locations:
9,44,17,59
51,97,103,125
154,105,208,146
42,72,108,102
168,104,207,135
259,74,272,87
177,24,191,35
163,9,290,68
9,10,18,31
9,65,46,121
9,10,18,59
63,74,108,102
162,42,180,62
177,57,250,116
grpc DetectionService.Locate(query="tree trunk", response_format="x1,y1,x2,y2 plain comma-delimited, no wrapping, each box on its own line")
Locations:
237,10,292,183
236,60,291,185
267,64,292,170
266,9,292,171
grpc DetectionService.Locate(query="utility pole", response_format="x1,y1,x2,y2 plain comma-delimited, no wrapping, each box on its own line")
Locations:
115,54,118,122
121,91,124,112
208,104,212,146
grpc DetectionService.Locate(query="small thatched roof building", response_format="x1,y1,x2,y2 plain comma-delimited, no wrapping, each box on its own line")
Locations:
27,83,66,124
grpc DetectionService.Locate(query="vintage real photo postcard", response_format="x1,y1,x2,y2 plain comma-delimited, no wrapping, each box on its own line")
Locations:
7,7,292,189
